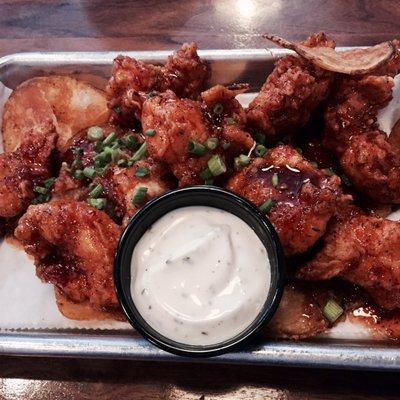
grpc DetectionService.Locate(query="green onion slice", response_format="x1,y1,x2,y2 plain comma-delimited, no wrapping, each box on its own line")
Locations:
73,169,84,180
135,167,150,177
87,126,104,141
122,135,138,150
132,186,148,205
117,159,128,167
324,168,335,177
102,132,118,146
259,199,276,214
34,186,48,195
187,140,206,156
207,155,226,177
213,103,224,115
323,299,344,323
131,142,148,162
83,166,96,178
200,167,213,180
87,198,107,210
234,154,250,170
271,173,279,187
205,138,219,150
43,178,55,189
253,130,266,145
254,144,267,157
144,128,156,137
89,184,104,198
113,106,121,114
147,90,157,98
226,117,236,125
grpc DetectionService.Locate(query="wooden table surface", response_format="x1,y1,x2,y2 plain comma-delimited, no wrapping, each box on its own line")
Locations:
1,0,400,399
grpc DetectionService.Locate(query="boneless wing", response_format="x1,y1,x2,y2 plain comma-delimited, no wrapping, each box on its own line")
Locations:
227,145,351,256
14,200,122,315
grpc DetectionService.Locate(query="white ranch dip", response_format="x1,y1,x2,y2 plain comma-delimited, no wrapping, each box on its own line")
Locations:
130,206,271,346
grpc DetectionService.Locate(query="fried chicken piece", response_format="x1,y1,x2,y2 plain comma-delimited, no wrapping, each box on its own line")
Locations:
142,88,254,186
247,33,335,138
106,42,210,125
0,126,56,218
14,199,122,316
297,208,400,310
227,144,351,256
323,66,400,203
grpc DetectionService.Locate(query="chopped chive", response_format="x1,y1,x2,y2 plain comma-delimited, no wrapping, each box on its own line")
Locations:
32,193,50,204
87,126,104,141
271,173,279,187
117,159,128,167
144,129,156,137
323,299,344,323
71,158,83,170
102,132,118,146
95,166,109,177
72,147,83,157
132,186,148,205
73,169,84,180
259,199,276,213
34,186,48,195
204,179,214,185
207,155,226,177
205,138,219,150
43,178,55,189
87,198,107,210
213,103,224,115
222,142,231,150
253,130,266,145
111,149,123,163
94,150,111,167
226,117,236,125
135,167,150,177
147,90,157,98
254,144,267,157
83,166,96,178
113,106,121,114
89,184,104,198
187,140,206,156
94,140,104,153
200,167,213,180
324,168,336,177
131,142,148,162
234,154,250,170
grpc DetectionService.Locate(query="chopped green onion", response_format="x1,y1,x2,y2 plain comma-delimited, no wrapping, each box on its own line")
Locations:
32,193,50,205
122,135,138,150
254,144,267,157
207,155,226,177
205,138,219,150
102,132,118,146
131,142,148,162
323,299,344,323
94,150,111,167
234,154,250,170
73,169,84,180
117,159,128,167
226,117,236,125
200,167,213,180
87,198,107,210
89,184,104,198
95,166,109,177
34,186,48,195
113,106,121,114
253,130,266,145
94,140,104,153
43,178,55,189
213,103,224,115
83,166,96,178
135,167,150,177
147,90,157,98
144,129,156,137
72,147,83,157
271,173,279,187
296,147,303,155
324,168,336,177
87,126,104,141
259,199,276,213
187,140,206,156
222,142,231,150
204,179,214,185
132,186,148,205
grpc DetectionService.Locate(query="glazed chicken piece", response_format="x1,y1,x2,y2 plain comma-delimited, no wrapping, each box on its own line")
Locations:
106,42,210,125
142,88,254,186
247,33,335,138
297,208,400,310
0,125,56,218
323,55,400,203
14,199,122,318
227,144,351,256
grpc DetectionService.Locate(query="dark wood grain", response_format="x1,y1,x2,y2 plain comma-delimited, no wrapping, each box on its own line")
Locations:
1,0,400,399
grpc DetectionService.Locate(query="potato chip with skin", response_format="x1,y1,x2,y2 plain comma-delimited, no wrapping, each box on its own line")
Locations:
264,34,395,75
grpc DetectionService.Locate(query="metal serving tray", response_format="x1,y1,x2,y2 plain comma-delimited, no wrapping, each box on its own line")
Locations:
0,49,399,370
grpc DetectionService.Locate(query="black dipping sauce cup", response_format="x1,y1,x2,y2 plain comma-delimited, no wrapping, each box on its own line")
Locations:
114,186,285,357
